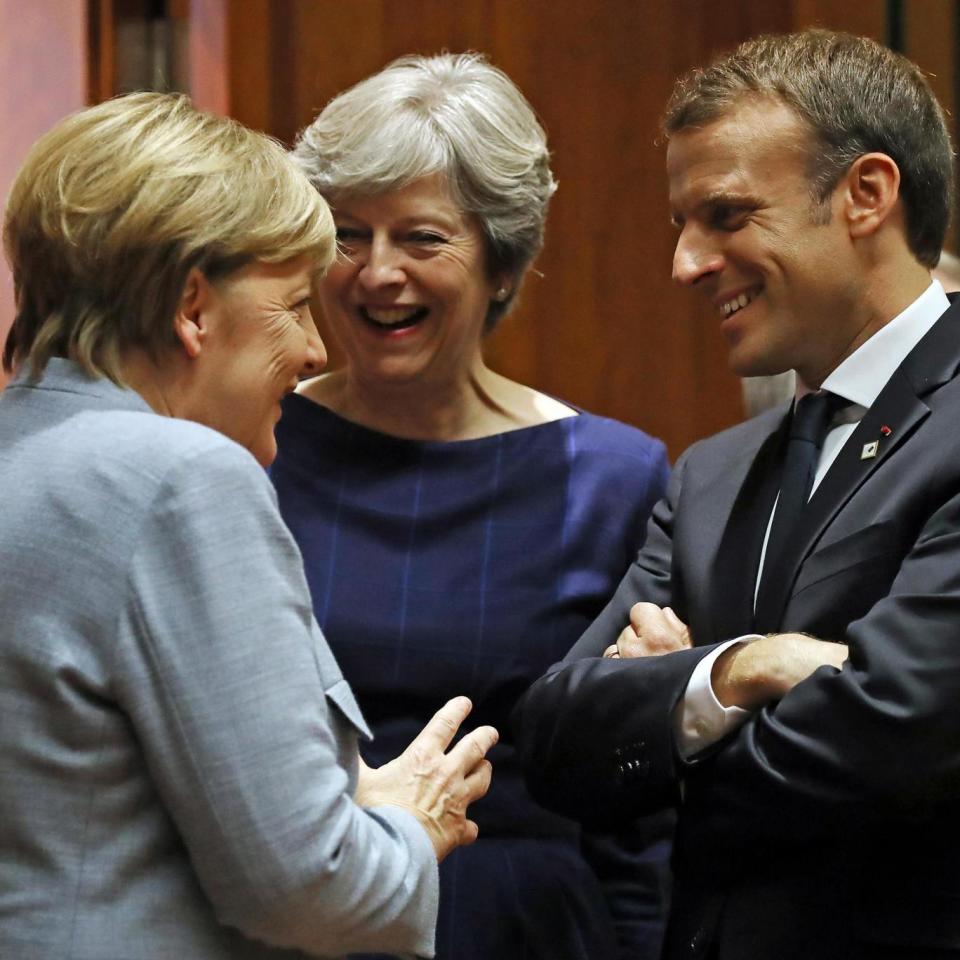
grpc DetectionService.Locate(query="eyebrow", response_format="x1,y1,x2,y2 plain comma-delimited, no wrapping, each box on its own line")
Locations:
332,211,463,231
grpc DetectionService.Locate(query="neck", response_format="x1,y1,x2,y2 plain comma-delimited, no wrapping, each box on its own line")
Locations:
798,258,932,389
316,360,518,441
117,348,181,418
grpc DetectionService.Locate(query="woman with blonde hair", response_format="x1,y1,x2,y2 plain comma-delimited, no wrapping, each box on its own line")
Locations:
0,91,496,960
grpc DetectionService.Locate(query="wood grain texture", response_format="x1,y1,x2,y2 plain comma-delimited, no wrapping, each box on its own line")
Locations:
902,0,959,252
26,0,953,451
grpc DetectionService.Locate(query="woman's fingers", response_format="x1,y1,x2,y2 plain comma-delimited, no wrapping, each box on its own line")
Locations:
446,724,498,773
411,696,473,754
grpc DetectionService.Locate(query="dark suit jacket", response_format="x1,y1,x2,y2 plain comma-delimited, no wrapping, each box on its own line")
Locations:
515,300,960,959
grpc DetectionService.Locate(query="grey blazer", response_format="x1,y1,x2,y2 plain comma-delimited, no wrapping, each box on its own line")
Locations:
0,360,438,959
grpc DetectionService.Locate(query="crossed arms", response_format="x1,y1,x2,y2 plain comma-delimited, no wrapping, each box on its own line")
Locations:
514,447,960,854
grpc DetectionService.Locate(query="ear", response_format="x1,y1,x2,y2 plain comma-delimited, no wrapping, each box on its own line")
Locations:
842,152,901,240
173,268,215,359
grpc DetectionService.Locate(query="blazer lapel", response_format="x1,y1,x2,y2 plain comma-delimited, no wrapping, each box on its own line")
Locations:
770,302,960,625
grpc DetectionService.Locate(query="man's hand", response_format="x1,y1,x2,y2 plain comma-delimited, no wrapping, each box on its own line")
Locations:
355,696,497,862
712,633,849,710
602,602,692,659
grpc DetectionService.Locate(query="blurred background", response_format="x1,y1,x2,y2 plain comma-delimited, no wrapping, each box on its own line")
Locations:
2,0,957,457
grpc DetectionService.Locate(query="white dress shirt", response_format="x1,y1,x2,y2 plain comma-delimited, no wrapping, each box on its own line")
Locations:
677,280,950,758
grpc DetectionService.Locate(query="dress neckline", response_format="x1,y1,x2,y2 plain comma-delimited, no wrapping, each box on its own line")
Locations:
283,391,582,451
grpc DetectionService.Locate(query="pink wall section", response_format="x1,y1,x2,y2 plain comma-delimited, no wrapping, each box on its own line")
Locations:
0,0,87,389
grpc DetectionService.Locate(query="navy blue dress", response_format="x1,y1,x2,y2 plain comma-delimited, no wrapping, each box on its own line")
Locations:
271,396,672,960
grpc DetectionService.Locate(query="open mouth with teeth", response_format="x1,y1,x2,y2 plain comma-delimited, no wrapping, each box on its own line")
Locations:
360,305,428,332
721,290,757,318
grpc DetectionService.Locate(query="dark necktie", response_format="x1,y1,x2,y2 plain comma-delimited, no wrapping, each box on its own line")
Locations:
753,391,848,631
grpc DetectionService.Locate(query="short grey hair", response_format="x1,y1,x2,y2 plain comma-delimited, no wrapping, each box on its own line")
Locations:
292,52,557,328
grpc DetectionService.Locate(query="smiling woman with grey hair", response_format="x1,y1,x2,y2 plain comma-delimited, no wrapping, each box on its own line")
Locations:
271,53,672,960
292,52,553,332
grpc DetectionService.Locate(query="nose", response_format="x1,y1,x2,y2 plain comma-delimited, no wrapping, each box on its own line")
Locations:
358,234,405,290
672,227,724,287
300,314,327,377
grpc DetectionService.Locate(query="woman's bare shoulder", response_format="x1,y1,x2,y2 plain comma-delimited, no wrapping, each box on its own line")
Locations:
484,372,578,427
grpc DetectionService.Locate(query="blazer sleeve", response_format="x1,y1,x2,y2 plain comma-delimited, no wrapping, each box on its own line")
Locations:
515,450,723,823
678,483,960,855
574,438,673,960
112,444,438,958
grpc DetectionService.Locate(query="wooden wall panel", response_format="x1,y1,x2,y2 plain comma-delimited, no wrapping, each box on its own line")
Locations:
9,0,946,437
220,0,910,457
791,0,885,36
90,0,948,458
902,0,959,252
196,0,808,456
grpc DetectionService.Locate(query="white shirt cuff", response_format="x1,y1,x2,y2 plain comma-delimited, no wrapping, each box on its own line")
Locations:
675,636,760,760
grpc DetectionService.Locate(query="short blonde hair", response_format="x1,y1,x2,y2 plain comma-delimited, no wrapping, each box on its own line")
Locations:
292,53,556,329
4,92,335,380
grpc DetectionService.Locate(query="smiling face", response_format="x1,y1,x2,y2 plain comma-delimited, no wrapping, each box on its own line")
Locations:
317,174,503,389
190,255,326,465
667,98,864,386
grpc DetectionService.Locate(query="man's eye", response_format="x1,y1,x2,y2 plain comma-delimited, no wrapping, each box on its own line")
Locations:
712,206,749,231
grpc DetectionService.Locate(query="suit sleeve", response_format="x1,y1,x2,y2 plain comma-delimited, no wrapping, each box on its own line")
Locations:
522,468,960,853
678,483,960,854
515,450,723,823
575,438,674,960
112,445,438,958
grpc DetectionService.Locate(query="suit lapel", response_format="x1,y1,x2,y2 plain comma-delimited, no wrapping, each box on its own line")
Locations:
772,302,960,624
709,410,790,641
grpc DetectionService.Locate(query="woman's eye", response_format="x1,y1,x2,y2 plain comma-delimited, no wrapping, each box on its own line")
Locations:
335,227,366,244
408,231,447,245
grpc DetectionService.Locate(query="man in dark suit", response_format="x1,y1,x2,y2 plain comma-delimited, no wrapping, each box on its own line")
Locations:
515,30,960,960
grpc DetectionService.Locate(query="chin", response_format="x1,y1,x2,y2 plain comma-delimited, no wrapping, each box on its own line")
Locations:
728,345,794,380
251,439,277,468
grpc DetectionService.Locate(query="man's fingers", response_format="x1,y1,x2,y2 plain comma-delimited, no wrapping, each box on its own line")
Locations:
602,643,620,659
663,607,692,644
623,602,690,655
663,606,692,647
412,696,473,753
616,622,647,658
629,601,658,631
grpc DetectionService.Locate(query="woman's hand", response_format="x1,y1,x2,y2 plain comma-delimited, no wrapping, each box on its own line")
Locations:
355,696,497,861
602,602,692,660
